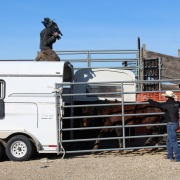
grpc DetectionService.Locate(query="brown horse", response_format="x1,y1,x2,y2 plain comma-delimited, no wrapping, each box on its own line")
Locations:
82,100,165,150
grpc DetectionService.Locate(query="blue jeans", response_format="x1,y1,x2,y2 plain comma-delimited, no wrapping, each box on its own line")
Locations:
166,122,180,161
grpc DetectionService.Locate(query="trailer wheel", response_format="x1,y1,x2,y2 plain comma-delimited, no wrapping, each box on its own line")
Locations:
6,135,33,161
0,143,5,159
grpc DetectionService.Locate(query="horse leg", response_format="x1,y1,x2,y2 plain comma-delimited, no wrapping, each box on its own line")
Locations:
156,122,167,145
93,129,104,150
144,135,157,146
144,127,159,146
115,125,123,148
144,124,166,146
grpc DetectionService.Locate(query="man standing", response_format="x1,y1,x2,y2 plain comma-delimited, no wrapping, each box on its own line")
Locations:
144,91,180,162
35,18,62,61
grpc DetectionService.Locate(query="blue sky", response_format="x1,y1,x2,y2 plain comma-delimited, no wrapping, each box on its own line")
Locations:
1,0,180,59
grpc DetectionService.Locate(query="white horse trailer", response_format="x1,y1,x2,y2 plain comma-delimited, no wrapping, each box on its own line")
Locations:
0,61,73,161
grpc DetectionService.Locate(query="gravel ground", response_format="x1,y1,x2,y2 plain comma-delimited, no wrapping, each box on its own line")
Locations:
0,148,180,180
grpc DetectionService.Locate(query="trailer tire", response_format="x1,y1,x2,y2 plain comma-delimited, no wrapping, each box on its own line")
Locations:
0,143,5,159
6,135,33,161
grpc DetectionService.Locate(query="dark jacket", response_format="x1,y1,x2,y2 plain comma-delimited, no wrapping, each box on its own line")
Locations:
40,28,56,50
148,98,180,123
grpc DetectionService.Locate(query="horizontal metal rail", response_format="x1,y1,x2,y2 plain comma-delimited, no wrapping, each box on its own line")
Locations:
62,123,167,131
63,145,167,154
60,79,180,86
56,49,139,54
62,133,167,142
62,112,164,120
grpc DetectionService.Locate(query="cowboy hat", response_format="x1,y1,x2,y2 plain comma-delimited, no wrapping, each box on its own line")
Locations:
162,91,177,98
41,18,53,28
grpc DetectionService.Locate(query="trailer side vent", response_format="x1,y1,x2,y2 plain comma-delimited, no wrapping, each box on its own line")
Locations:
86,84,121,98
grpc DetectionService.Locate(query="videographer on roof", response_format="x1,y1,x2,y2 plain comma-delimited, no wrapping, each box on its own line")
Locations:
35,17,63,61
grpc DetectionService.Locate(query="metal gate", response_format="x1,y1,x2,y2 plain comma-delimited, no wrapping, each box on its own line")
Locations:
56,79,179,155
143,58,162,91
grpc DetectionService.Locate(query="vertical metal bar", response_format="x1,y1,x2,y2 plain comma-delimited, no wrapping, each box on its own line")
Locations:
70,82,74,139
158,57,162,91
121,82,126,148
59,100,63,154
87,51,91,68
70,67,74,139
55,83,60,154
137,37,141,90
138,37,140,57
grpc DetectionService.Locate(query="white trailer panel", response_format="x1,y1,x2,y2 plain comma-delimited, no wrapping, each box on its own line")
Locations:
73,68,136,102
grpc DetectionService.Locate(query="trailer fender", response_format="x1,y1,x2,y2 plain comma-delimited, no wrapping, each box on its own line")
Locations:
0,130,41,152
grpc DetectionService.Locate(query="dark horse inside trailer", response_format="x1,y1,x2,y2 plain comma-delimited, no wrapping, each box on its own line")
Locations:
81,100,166,150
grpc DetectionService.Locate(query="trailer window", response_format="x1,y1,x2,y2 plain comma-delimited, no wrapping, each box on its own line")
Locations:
86,84,121,98
0,80,5,100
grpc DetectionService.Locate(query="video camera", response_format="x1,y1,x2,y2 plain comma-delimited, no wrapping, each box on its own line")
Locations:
42,18,63,40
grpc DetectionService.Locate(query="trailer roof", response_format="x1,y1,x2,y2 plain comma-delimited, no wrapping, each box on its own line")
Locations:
0,61,72,77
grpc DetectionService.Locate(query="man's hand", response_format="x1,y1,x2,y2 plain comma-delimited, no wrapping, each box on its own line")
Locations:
53,32,59,37
143,95,149,101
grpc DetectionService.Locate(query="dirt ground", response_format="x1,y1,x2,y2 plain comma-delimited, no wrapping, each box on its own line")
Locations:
0,148,180,180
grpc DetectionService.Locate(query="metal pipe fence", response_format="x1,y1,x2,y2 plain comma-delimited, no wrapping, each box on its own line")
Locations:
57,79,180,154
55,49,140,73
